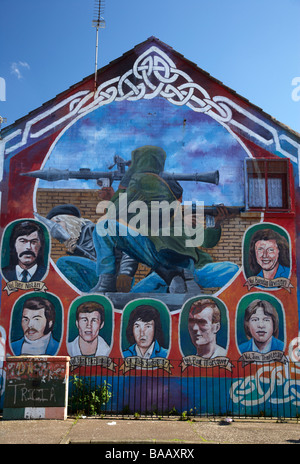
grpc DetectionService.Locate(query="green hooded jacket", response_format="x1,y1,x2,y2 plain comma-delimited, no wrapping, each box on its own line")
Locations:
109,146,221,267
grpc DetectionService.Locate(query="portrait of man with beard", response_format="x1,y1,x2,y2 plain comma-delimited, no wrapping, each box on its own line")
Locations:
1,220,48,283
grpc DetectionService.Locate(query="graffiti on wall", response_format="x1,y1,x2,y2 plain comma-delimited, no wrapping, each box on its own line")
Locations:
4,356,69,411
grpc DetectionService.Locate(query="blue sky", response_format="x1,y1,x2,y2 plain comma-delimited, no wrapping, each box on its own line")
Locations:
0,0,300,134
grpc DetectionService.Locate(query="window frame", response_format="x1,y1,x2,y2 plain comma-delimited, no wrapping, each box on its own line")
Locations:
244,158,290,212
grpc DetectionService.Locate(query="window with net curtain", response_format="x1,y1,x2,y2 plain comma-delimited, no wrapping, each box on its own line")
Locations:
246,159,289,210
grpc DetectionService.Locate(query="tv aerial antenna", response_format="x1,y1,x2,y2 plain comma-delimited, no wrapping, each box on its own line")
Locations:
92,0,106,92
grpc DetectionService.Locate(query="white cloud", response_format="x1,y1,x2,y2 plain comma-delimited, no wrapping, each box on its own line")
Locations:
10,61,30,79
78,126,108,141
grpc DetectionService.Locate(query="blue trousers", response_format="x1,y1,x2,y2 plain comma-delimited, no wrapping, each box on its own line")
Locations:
131,261,239,293
56,256,238,293
57,218,239,293
93,219,194,275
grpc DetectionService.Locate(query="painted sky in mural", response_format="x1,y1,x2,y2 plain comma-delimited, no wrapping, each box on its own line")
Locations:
39,97,247,206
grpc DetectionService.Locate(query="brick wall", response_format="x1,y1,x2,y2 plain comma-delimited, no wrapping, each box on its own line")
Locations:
36,189,259,288
201,216,257,268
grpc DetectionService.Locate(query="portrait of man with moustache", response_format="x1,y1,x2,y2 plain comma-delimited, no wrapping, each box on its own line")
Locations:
1,220,48,283
10,296,60,356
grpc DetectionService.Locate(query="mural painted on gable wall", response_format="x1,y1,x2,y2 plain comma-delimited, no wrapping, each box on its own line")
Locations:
2,97,296,362
1,41,299,416
29,98,247,300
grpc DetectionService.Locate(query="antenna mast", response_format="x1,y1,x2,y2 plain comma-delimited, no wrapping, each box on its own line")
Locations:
92,0,106,92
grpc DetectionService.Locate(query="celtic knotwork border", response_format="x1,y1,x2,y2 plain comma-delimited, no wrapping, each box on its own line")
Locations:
1,45,299,181
87,47,232,123
230,364,300,407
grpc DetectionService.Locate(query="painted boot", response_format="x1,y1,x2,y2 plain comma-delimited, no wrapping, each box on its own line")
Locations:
90,273,116,293
155,266,187,293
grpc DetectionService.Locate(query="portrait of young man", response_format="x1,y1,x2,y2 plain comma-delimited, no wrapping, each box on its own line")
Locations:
187,298,227,359
123,304,168,359
1,220,48,283
239,298,284,354
67,300,111,357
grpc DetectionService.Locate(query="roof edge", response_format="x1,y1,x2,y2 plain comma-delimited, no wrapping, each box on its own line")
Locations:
1,36,299,140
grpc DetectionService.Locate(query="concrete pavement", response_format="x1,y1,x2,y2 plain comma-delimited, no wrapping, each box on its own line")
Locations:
0,416,300,445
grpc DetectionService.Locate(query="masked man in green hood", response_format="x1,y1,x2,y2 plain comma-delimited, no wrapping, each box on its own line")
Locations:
92,145,236,293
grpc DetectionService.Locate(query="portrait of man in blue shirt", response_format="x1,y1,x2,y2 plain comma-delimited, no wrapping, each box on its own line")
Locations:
123,304,168,359
239,298,284,354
